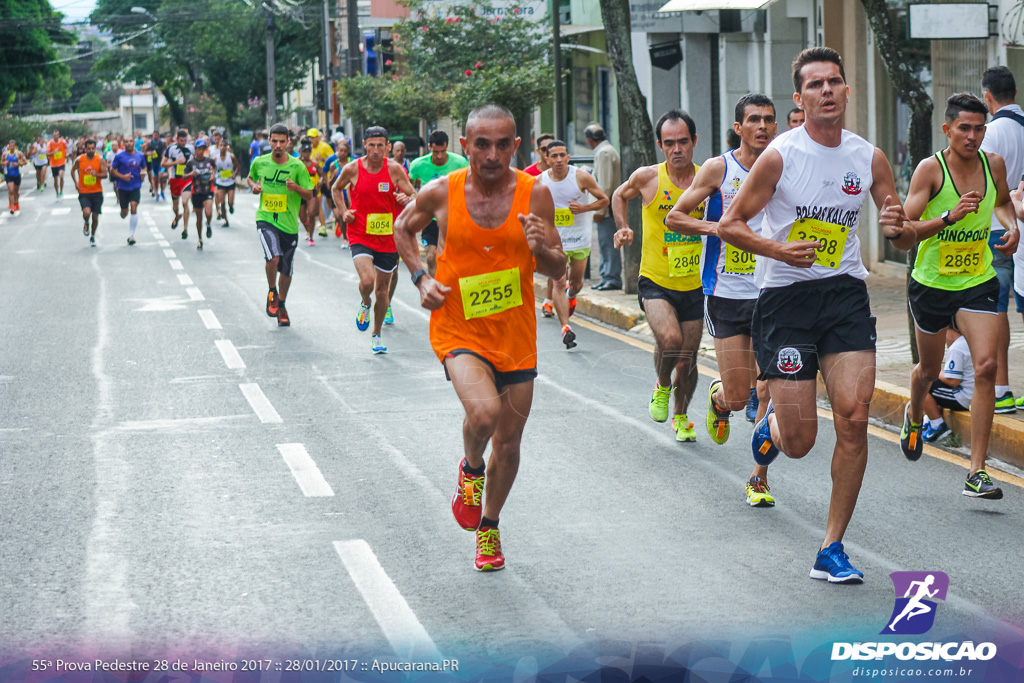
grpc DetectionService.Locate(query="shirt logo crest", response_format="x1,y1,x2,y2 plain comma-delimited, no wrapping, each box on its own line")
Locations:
841,172,862,196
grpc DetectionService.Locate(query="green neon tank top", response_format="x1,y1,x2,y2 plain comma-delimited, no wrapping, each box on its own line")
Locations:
911,151,996,291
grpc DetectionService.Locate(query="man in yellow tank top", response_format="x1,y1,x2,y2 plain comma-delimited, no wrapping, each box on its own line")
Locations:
885,92,1021,500
612,110,705,443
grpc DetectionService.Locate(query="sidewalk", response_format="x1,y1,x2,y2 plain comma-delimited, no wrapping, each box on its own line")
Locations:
535,270,1024,471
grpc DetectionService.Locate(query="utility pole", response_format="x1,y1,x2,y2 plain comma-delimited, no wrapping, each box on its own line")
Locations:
266,11,277,126
552,0,564,141
346,0,360,77
151,82,159,132
322,0,332,127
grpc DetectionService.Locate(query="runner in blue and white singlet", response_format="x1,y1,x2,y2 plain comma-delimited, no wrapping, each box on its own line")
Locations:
665,93,777,506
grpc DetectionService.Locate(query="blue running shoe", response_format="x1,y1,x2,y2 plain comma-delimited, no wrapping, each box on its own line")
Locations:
922,421,950,443
809,541,864,583
751,399,778,466
745,388,759,424
384,305,394,325
356,303,370,331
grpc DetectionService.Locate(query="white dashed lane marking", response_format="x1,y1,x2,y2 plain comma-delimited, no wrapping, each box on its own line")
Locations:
276,443,334,497
198,309,221,330
239,383,282,423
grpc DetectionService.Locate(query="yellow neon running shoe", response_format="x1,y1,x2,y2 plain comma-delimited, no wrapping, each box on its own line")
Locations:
650,384,672,423
706,378,731,445
673,414,696,442
745,476,775,507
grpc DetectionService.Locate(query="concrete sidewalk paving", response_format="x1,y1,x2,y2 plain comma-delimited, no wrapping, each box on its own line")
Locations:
534,272,1024,472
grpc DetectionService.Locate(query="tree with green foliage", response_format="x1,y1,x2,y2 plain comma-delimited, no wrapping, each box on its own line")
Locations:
0,0,74,110
338,0,553,157
395,0,553,123
76,92,104,113
91,0,320,133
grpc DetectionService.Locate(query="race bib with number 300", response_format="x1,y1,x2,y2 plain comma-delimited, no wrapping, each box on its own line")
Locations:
261,193,287,213
787,218,848,269
667,242,702,278
459,268,522,320
939,240,986,277
724,242,756,274
366,213,393,235
554,208,574,227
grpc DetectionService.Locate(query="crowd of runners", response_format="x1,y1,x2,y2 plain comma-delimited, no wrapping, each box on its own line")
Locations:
21,46,1022,580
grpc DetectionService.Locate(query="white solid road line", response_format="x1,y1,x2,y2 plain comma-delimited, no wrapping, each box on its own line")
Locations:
239,383,282,423
198,309,221,330
51,207,71,216
187,287,204,301
163,249,176,258
215,339,245,369
169,260,183,270
177,274,193,285
333,540,441,662
276,443,334,497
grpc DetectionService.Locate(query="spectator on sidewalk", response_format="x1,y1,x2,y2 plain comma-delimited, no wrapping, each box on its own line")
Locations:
586,124,622,291
923,329,975,442
980,65,1024,413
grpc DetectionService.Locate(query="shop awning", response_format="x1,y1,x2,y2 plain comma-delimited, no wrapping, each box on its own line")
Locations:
658,0,777,11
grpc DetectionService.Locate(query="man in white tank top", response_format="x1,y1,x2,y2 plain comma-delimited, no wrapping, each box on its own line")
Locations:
719,47,910,585
539,140,608,350
666,93,777,507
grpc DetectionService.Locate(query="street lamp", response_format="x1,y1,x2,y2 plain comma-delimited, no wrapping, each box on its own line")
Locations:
130,7,158,22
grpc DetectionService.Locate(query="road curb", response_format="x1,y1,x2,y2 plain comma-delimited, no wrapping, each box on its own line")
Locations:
532,278,644,331
535,278,1024,471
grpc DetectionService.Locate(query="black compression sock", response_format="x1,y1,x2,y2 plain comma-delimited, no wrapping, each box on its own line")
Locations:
462,460,485,476
480,516,498,529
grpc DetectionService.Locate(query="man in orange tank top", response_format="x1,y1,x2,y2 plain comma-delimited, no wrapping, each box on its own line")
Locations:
70,139,108,246
332,126,416,354
395,104,567,572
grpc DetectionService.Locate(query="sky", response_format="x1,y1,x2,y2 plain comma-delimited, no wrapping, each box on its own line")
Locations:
52,0,98,23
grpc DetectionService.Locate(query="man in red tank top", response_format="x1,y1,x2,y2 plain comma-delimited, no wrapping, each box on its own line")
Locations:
395,104,566,572
332,126,416,354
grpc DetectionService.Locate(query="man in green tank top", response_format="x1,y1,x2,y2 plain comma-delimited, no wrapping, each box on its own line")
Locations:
883,92,1021,500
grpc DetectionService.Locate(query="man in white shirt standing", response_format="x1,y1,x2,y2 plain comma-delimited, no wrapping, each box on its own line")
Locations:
586,124,622,290
980,65,1024,412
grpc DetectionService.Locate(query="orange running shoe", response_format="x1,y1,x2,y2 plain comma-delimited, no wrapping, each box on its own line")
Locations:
266,289,279,317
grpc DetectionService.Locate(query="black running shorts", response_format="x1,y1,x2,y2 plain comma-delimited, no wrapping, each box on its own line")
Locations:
117,188,141,210
257,220,298,276
753,274,876,382
351,242,399,272
443,349,537,394
78,192,103,214
421,219,440,247
705,295,756,339
637,276,704,323
929,379,970,412
907,277,998,335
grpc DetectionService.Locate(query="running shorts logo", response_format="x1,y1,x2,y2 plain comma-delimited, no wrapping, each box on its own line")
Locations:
777,347,803,374
841,171,862,196
881,571,948,635
378,182,390,192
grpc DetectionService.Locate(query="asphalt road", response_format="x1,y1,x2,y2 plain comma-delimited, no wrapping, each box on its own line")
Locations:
1,185,1021,675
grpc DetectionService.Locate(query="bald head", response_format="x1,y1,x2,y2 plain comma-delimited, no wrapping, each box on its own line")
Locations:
465,104,516,136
